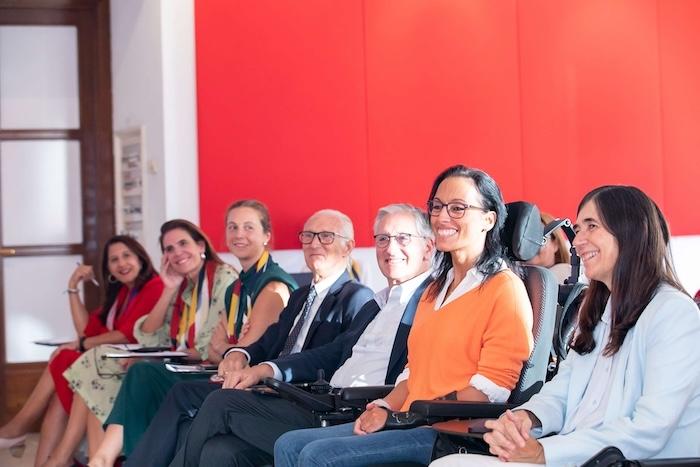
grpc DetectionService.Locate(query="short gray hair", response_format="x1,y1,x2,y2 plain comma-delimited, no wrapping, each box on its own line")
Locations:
308,209,354,240
373,203,433,239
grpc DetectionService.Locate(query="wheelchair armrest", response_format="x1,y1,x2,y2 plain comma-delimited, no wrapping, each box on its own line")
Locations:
261,377,335,412
408,400,517,419
339,385,394,401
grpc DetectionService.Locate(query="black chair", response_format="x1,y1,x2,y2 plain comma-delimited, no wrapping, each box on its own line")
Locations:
264,201,560,429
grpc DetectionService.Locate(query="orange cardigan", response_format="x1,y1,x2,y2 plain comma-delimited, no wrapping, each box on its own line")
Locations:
401,269,533,411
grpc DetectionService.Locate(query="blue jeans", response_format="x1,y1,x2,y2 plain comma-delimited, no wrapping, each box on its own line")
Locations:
274,421,437,467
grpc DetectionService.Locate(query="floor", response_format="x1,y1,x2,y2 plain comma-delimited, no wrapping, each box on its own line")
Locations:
0,433,39,467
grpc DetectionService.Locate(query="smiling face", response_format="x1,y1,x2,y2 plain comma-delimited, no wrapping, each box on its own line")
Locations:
106,242,142,288
301,213,353,280
573,200,619,289
225,206,271,270
430,176,495,266
162,228,206,277
375,212,433,286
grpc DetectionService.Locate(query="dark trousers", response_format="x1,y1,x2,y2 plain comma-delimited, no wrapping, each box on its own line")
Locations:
124,379,220,467
169,388,317,467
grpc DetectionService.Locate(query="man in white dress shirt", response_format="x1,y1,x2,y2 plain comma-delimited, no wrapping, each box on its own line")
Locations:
170,203,435,467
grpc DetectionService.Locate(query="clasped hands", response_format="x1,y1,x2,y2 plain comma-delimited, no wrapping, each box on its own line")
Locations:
214,351,273,389
483,410,545,464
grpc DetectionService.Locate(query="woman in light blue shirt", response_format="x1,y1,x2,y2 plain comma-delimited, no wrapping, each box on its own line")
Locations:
432,185,700,466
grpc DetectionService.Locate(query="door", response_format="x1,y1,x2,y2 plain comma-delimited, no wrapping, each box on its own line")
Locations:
0,0,114,422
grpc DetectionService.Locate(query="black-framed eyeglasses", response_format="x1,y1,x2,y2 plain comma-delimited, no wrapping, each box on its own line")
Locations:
427,199,488,219
373,233,425,249
298,231,348,245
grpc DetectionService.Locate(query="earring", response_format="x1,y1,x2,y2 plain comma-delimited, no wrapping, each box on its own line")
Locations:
263,241,268,246
108,274,118,284
200,252,206,259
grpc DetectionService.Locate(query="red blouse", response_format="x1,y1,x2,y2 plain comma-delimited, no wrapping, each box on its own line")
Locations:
83,275,164,341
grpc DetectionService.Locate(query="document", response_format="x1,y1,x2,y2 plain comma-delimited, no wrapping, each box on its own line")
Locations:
165,363,218,374
33,338,76,346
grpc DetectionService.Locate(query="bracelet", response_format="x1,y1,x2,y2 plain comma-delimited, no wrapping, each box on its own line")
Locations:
78,336,87,352
66,288,80,294
371,398,393,411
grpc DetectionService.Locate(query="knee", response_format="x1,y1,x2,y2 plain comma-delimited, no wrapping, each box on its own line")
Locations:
200,435,237,467
297,441,333,467
274,431,312,467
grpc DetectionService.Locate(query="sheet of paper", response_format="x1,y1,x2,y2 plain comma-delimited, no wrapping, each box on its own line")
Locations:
104,350,189,358
33,338,75,346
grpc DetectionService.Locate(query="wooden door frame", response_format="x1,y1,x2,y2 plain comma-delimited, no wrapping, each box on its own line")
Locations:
0,0,114,422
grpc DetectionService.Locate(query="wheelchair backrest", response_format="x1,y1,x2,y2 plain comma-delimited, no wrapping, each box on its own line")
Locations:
502,202,559,405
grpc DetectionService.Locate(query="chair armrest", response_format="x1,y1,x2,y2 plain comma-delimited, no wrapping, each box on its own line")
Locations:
339,385,393,401
409,400,517,419
261,377,335,412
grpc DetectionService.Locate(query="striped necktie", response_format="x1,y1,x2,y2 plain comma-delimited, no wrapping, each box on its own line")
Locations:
278,285,317,356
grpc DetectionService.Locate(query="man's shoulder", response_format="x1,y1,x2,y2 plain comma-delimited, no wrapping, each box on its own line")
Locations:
336,279,374,301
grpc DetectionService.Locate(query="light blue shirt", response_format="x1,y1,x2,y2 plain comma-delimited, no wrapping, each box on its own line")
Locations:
519,284,700,466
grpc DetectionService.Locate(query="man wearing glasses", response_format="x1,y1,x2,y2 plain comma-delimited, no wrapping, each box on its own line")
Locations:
167,204,435,467
124,209,373,466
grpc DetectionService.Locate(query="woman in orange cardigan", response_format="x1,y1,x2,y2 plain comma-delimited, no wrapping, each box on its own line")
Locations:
274,165,534,467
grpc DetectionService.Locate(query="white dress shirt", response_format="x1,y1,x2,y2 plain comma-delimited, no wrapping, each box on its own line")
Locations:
328,270,432,387
265,270,431,383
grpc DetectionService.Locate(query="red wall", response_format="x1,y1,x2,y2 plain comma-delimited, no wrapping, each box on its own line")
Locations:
195,0,700,250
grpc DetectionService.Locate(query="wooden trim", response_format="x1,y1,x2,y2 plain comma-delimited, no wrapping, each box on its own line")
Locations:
0,244,84,256
0,129,81,140
0,0,114,421
1,362,45,426
0,0,96,10
0,7,74,24
77,0,114,309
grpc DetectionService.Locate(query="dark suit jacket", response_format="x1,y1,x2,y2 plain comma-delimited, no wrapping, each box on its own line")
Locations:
231,270,373,365
272,275,432,385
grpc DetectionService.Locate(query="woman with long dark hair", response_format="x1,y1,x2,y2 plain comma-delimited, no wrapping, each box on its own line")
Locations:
274,165,534,466
432,186,700,466
88,202,299,466
45,220,238,467
0,236,163,465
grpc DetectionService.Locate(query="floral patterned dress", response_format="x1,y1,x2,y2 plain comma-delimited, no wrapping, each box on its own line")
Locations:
64,262,237,422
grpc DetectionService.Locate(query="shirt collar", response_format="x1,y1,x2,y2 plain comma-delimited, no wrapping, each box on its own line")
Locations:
375,269,432,308
312,265,346,295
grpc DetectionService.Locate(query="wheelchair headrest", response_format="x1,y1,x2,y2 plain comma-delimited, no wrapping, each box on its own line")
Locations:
503,201,543,262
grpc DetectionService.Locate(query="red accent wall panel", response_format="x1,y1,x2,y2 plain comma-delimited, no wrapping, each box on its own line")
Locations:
195,0,700,249
658,0,700,235
518,0,664,222
195,0,370,250
363,1,523,210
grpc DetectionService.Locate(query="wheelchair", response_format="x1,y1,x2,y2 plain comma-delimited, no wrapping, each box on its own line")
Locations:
264,201,562,428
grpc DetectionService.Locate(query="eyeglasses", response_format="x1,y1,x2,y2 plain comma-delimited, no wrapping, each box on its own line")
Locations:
298,231,348,245
373,233,425,249
427,199,488,219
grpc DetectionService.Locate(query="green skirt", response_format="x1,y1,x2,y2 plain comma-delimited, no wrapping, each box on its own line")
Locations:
104,360,208,456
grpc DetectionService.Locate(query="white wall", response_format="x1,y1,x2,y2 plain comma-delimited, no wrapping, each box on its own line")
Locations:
110,0,199,262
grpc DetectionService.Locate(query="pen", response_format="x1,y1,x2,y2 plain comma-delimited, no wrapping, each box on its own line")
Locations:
76,262,100,286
